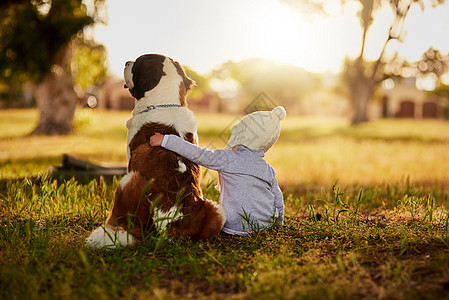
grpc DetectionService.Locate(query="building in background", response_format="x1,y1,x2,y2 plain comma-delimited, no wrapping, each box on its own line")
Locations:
375,78,449,119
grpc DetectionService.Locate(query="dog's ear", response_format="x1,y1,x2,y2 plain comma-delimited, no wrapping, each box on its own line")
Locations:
183,75,195,91
171,59,195,91
132,55,166,100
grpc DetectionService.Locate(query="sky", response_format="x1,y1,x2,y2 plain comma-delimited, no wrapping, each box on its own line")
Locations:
91,0,449,77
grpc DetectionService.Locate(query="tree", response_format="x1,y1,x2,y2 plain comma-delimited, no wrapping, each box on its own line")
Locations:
280,0,445,124
0,0,106,134
212,58,321,110
71,35,108,92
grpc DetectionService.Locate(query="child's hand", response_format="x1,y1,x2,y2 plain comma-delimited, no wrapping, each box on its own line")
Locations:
150,133,164,147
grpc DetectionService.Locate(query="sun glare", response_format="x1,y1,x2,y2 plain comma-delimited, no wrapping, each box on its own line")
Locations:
234,0,449,74
94,0,449,76
237,0,365,73
249,4,308,67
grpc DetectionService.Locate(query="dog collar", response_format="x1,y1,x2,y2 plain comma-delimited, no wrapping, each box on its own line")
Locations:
138,104,183,114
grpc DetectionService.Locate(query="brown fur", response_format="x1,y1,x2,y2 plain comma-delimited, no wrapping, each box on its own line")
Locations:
129,54,194,103
107,123,224,240
129,54,166,100
105,54,223,242
170,58,194,92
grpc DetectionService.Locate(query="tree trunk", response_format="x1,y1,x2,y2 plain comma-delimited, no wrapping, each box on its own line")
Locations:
32,48,78,135
351,84,372,124
345,57,377,125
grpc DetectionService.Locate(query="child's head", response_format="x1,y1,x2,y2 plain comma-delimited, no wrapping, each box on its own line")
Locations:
226,106,286,153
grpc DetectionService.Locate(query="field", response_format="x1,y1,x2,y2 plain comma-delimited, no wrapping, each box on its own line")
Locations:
1,109,449,299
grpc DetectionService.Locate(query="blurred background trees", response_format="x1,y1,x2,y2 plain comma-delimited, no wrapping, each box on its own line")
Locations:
211,58,321,112
0,0,106,135
71,35,108,93
280,0,448,124
1,0,448,134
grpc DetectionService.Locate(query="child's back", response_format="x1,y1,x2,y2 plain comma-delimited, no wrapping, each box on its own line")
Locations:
151,106,287,235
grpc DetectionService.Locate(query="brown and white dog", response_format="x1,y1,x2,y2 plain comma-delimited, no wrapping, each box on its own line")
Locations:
85,54,226,248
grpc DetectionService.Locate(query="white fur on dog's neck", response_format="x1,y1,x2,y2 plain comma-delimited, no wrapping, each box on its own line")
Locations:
125,57,198,161
126,107,198,160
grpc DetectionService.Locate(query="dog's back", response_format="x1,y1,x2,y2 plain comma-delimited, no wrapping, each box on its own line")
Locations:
108,122,203,237
85,54,225,249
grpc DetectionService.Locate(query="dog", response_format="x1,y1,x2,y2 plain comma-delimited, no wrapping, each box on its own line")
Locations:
85,54,226,248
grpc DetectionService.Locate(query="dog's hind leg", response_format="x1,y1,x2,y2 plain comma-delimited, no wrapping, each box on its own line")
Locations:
85,172,141,249
84,224,135,249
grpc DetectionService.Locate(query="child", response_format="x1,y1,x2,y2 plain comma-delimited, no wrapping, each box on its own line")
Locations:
150,106,286,236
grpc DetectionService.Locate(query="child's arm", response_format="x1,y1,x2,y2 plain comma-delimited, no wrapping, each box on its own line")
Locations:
271,173,284,226
150,133,230,171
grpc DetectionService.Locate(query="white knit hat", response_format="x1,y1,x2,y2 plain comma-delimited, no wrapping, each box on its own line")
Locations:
226,106,286,153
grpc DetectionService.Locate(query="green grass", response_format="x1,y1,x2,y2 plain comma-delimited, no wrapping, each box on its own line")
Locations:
1,109,449,299
2,109,449,186
1,176,449,299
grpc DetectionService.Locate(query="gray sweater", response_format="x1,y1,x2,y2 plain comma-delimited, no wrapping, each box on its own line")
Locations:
161,134,284,235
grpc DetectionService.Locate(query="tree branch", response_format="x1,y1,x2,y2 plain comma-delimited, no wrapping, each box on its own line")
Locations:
371,0,412,81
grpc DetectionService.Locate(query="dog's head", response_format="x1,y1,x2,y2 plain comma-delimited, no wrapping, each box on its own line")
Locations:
124,54,194,106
